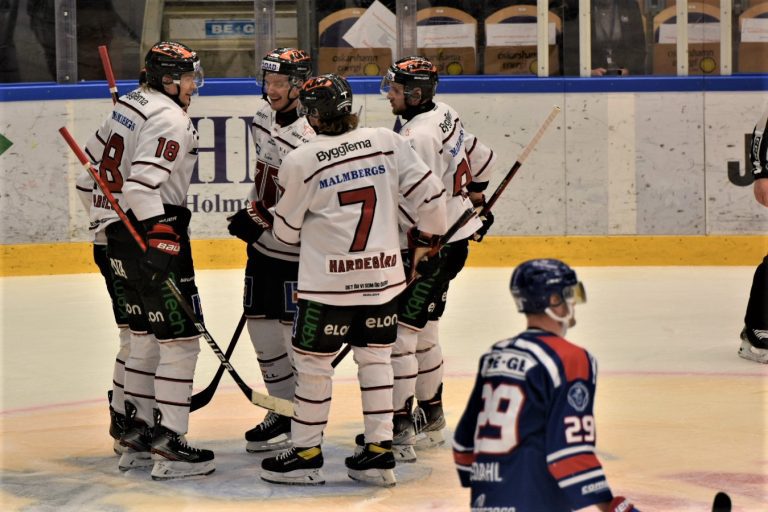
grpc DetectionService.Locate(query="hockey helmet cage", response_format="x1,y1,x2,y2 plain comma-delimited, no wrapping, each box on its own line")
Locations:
380,56,439,100
510,259,586,314
144,41,203,90
258,47,312,88
298,74,353,120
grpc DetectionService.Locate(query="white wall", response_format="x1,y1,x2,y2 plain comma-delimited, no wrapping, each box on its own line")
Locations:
0,90,765,244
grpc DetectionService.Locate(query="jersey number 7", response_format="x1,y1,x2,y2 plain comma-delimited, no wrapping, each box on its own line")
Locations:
338,186,377,252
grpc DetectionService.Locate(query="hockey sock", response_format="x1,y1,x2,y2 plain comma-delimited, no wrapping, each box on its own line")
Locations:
291,351,333,447
248,318,295,400
415,320,444,401
353,345,394,444
124,332,160,424
156,338,200,435
392,326,418,411
111,327,131,414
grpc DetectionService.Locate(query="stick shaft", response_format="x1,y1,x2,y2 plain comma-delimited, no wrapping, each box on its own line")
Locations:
98,45,119,104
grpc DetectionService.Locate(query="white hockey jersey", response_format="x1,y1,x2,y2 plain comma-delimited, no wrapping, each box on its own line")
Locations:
82,87,199,228
249,101,315,261
273,127,448,306
398,101,496,243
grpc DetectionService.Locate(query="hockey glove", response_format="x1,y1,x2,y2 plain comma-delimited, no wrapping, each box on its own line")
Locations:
408,227,441,280
247,200,274,231
227,207,265,244
471,195,494,242
142,223,181,285
607,496,640,512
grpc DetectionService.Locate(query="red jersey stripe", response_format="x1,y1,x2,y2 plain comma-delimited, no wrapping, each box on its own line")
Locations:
539,335,590,382
453,451,476,466
548,453,602,480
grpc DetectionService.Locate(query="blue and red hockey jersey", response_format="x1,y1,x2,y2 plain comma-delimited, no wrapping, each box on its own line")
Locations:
453,328,614,511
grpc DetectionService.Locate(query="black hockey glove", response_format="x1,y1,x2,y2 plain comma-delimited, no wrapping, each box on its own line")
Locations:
142,223,180,285
471,195,494,242
247,200,273,231
407,227,442,280
227,207,264,244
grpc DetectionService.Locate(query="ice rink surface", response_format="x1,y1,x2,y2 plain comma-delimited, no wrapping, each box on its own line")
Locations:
1,266,766,511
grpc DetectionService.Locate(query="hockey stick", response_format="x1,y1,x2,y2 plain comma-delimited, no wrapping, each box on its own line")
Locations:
481,104,561,214
58,127,293,417
329,207,477,368
711,492,731,512
98,45,119,105
189,313,246,411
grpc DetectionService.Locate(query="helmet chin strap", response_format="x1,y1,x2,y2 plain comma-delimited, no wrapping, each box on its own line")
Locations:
544,300,574,337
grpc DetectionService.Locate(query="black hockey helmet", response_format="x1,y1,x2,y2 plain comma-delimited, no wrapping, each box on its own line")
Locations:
380,56,439,101
258,47,312,88
144,41,203,91
298,74,353,120
510,259,586,314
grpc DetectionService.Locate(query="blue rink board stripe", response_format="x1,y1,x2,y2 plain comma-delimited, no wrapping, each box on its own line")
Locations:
1,75,766,102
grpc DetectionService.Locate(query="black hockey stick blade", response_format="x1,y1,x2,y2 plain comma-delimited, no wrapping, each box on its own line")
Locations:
190,313,246,411
711,492,731,512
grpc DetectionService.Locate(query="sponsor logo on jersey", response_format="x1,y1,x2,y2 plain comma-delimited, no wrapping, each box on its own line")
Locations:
315,139,372,162
581,479,609,495
439,110,454,134
471,462,503,482
472,493,516,512
125,90,148,106
482,349,537,379
111,111,136,131
318,165,386,189
326,250,398,274
400,276,437,322
297,300,323,349
567,382,590,412
365,313,397,329
449,128,465,157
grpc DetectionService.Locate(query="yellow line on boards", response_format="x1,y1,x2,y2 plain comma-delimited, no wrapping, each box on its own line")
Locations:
1,236,766,277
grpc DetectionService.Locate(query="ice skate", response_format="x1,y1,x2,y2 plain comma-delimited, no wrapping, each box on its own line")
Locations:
414,385,446,449
261,446,325,485
245,411,292,453
345,439,396,487
392,398,418,463
738,327,768,364
107,390,126,455
117,401,153,471
150,411,215,480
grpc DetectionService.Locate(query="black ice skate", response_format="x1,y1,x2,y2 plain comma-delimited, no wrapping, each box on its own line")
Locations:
392,397,418,463
738,327,768,364
261,446,325,485
150,410,215,480
245,411,292,453
107,390,126,455
345,439,396,487
117,401,153,471
414,384,447,449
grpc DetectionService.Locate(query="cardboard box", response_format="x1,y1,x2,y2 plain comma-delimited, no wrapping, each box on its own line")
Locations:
417,47,477,75
317,47,392,77
483,45,560,75
653,43,721,75
737,42,768,73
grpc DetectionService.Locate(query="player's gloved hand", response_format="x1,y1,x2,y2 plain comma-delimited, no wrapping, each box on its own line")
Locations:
247,200,274,231
142,223,180,285
607,496,640,512
471,195,494,242
227,207,265,244
408,227,441,280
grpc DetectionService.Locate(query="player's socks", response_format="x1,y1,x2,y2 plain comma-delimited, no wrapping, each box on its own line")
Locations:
245,411,292,453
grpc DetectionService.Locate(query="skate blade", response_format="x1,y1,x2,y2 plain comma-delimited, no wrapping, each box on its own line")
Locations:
246,435,292,453
150,460,216,480
261,468,325,486
393,444,417,463
118,451,152,471
738,340,768,364
414,430,445,449
348,468,397,487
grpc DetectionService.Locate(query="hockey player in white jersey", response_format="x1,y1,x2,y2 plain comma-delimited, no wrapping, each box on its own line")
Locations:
251,74,448,487
74,172,131,456
380,56,497,460
453,259,640,512
226,47,315,452
81,41,214,480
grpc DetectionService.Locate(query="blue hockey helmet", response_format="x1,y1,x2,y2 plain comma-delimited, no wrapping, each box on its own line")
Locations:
510,259,586,314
